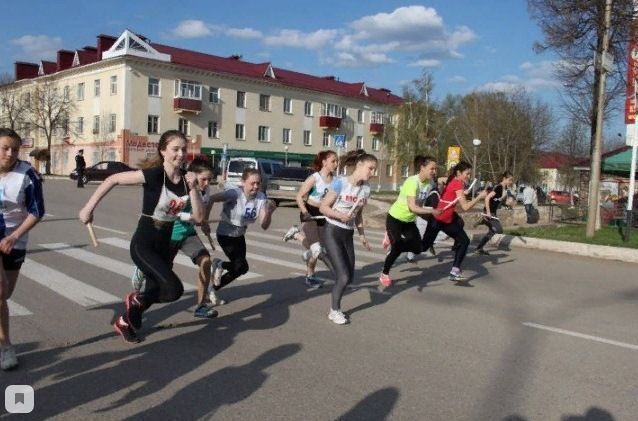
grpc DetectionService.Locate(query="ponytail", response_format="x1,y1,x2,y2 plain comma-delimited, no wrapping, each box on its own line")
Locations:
445,161,472,187
312,150,337,171
340,149,378,170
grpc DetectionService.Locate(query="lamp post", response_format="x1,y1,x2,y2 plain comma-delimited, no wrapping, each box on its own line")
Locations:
472,138,481,198
284,145,289,166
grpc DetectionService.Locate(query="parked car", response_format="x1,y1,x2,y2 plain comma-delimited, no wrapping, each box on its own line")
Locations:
221,157,283,192
548,190,579,205
266,167,313,204
69,161,133,184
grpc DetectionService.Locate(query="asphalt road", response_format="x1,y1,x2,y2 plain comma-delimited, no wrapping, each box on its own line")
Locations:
1,179,636,420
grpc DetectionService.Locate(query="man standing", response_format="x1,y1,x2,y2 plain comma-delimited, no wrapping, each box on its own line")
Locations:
523,184,537,223
75,149,86,188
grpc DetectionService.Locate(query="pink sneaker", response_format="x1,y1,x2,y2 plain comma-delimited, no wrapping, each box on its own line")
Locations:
382,232,391,250
379,273,393,288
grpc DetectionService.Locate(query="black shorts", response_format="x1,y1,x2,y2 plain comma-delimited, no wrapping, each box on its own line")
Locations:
301,203,325,226
2,249,26,271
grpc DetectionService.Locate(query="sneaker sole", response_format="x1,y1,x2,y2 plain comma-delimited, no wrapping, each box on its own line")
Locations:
113,320,141,344
194,309,219,319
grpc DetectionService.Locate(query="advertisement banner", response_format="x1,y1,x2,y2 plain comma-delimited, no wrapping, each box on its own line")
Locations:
625,31,638,124
446,146,461,170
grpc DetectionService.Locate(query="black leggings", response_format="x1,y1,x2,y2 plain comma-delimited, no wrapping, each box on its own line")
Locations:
215,234,249,290
383,214,421,274
130,221,184,309
421,214,469,269
323,223,355,310
476,217,503,250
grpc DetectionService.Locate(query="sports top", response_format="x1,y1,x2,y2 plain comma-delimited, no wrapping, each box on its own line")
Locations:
307,172,331,205
325,176,370,230
216,187,267,237
140,166,189,222
388,175,436,223
435,178,464,224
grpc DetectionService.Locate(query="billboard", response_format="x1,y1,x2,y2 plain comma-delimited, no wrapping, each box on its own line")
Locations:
446,146,461,170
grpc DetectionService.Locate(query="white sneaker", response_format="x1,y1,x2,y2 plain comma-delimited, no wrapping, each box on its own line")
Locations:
131,266,146,291
210,258,223,287
283,225,300,242
209,288,227,306
328,309,348,325
1,346,18,370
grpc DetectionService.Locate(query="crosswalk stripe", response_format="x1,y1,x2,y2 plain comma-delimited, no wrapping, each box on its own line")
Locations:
98,237,260,281
21,258,121,306
8,300,32,316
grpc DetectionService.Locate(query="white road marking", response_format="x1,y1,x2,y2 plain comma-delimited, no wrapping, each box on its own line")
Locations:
523,322,638,351
92,225,129,235
8,300,32,316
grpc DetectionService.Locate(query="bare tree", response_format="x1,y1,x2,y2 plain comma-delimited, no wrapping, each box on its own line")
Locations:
553,118,589,193
0,74,28,131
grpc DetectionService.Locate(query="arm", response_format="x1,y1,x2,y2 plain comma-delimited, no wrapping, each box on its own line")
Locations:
354,207,371,251
79,170,145,223
484,191,496,217
455,188,487,212
295,176,316,216
259,200,276,230
0,214,41,254
200,198,215,234
319,191,352,223
406,196,440,216
184,172,204,224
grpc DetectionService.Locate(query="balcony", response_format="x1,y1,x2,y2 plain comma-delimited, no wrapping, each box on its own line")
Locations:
319,116,342,130
369,123,384,134
173,97,202,114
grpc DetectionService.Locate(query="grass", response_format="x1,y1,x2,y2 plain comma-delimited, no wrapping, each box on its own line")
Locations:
505,224,638,249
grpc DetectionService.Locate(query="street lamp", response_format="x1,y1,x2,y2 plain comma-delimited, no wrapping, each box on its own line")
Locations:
472,138,481,197
284,145,289,166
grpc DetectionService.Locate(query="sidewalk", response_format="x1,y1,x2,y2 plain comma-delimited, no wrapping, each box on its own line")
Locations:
365,198,638,264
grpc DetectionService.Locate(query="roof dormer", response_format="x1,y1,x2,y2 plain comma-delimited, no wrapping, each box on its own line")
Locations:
102,29,170,62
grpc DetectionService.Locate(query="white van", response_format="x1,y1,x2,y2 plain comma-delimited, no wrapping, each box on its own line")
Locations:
222,157,284,191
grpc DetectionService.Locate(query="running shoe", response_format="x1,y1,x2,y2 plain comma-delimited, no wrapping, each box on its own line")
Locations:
405,252,416,263
0,346,18,370
208,288,227,306
328,309,348,325
131,267,146,291
304,275,323,289
113,316,140,344
125,292,144,330
379,273,393,288
194,304,219,319
474,248,490,256
211,258,223,287
283,225,300,242
448,269,466,282
382,232,391,250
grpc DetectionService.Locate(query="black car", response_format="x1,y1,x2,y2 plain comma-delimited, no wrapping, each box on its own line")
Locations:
69,161,133,184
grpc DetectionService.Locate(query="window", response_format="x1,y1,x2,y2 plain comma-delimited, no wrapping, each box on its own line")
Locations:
357,110,364,123
371,111,385,124
258,125,270,142
23,92,30,108
386,164,393,177
401,165,409,178
283,98,292,114
77,117,84,134
208,121,218,138
59,118,69,136
303,130,312,146
282,128,291,144
259,94,270,111
109,114,116,133
147,115,159,134
148,78,160,96
235,124,245,140
304,101,313,116
178,118,189,135
236,91,246,108
77,83,84,100
94,79,100,97
321,103,343,117
209,87,220,103
322,132,330,148
342,107,347,118
356,136,363,149
175,80,202,99
110,76,117,95
63,85,70,101
372,137,380,151
92,115,100,134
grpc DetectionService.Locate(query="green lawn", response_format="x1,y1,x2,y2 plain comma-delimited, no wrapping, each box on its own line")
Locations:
505,225,638,249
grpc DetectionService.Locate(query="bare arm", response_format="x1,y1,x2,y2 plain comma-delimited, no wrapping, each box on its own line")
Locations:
79,170,145,223
456,188,487,212
406,196,440,216
259,200,276,230
295,175,316,214
319,191,352,223
0,214,41,254
484,191,496,216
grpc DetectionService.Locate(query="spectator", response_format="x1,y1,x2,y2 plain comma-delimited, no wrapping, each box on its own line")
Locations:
75,149,86,188
523,184,537,223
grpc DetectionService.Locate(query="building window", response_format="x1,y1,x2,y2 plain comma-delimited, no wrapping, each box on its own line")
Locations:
236,91,246,108
235,124,245,140
209,87,220,103
322,132,330,148
175,80,201,99
259,94,270,111
372,137,380,151
258,125,270,142
304,101,313,116
357,110,364,123
63,85,70,101
148,115,159,134
77,83,85,101
321,103,343,117
109,114,116,133
178,118,189,135
386,164,393,177
303,130,312,146
342,107,348,118
208,121,218,138
93,115,100,134
371,111,385,124
283,98,292,114
282,128,291,144
401,165,409,178
148,78,160,96
356,136,363,149
77,117,84,134
110,76,117,95
94,79,100,97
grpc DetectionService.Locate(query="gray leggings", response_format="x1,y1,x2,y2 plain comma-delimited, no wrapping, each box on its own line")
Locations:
323,223,355,310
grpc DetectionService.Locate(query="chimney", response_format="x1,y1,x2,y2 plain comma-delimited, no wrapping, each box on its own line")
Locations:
15,62,39,81
97,34,117,59
56,50,74,72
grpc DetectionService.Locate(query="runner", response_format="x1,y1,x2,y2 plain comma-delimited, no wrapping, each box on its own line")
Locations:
474,171,513,255
79,129,206,344
421,161,487,283
319,149,376,325
0,128,45,369
209,168,277,297
282,150,338,288
379,155,440,287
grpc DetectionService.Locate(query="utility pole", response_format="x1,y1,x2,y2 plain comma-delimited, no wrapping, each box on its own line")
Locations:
586,0,613,238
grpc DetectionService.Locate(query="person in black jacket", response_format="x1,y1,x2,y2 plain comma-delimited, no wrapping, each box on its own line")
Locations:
75,149,86,188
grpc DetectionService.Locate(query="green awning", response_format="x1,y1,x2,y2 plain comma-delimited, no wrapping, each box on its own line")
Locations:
602,149,635,173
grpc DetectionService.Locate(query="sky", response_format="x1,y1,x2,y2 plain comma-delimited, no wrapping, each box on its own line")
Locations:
0,0,627,141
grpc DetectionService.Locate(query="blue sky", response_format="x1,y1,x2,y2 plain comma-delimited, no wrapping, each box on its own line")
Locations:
0,0,626,139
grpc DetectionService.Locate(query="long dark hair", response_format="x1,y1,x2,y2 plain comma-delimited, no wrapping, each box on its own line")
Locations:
446,161,472,186
188,156,214,174
312,150,337,171
499,171,513,182
139,130,187,168
340,149,377,170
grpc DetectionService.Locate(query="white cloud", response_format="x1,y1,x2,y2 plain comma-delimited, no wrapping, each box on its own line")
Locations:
171,20,213,38
409,59,441,68
478,60,562,92
227,27,263,40
11,35,63,60
264,29,337,49
449,75,467,83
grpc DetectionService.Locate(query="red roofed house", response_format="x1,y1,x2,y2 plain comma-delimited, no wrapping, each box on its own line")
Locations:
538,151,579,191
1,29,402,186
